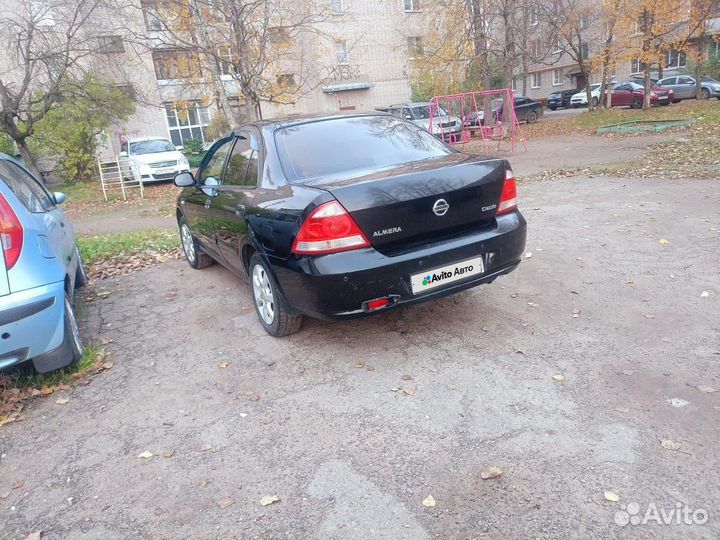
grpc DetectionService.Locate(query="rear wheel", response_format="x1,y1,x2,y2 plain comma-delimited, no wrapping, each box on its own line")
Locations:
631,96,643,109
63,294,83,365
74,247,89,288
179,217,213,269
548,106,557,111
701,87,711,100
591,97,599,107
526,110,538,123
250,253,302,337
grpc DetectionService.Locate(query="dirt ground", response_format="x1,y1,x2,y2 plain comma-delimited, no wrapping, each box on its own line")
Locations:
2,174,718,540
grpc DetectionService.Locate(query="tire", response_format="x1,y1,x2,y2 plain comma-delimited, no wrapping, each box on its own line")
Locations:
701,88,711,100
526,110,538,123
249,253,302,337
548,106,557,111
660,102,670,106
179,216,213,269
74,247,89,289
63,293,83,365
591,97,599,107
631,97,643,109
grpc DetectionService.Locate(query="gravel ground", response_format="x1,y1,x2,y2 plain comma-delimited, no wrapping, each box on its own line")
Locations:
1,175,719,540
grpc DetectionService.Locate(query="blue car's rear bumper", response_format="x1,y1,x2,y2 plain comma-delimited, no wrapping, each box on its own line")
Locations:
0,281,67,371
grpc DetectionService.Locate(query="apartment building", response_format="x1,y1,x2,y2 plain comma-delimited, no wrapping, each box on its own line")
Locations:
517,4,720,101
90,0,433,157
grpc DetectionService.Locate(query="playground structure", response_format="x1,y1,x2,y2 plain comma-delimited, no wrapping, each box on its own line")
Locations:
428,88,527,153
97,155,144,201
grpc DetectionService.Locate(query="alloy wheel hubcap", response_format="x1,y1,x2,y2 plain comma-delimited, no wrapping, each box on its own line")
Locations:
252,264,275,325
181,224,195,263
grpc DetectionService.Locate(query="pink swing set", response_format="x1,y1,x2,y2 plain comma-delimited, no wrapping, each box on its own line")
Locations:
428,88,527,153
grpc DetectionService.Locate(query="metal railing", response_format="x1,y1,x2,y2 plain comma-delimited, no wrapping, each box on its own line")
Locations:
97,156,143,201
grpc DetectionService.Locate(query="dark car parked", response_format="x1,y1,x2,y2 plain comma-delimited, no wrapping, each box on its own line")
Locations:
546,89,577,110
464,96,543,126
174,114,527,336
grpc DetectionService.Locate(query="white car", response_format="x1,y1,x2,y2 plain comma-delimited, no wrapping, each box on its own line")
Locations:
120,137,190,183
387,102,463,141
570,84,602,108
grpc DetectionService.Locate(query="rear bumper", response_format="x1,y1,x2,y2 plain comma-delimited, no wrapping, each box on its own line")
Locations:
0,282,66,371
271,211,527,320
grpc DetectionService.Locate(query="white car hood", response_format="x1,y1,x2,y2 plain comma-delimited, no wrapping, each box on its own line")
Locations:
132,151,184,165
415,115,461,130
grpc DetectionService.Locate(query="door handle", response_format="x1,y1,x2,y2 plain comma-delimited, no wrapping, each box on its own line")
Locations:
204,200,211,209
235,204,245,216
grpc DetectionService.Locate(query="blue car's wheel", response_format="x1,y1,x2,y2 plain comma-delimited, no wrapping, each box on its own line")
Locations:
64,293,83,365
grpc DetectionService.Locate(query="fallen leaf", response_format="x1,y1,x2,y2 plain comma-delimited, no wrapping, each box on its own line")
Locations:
527,301,539,308
137,451,153,459
40,387,53,396
260,495,280,506
621,370,635,376
480,466,503,480
625,280,635,285
572,308,580,318
552,374,565,382
447,384,456,390
24,532,42,540
354,362,364,369
667,398,689,408
101,361,113,370
12,479,25,489
55,398,70,405
162,448,175,458
366,365,375,372
525,252,533,259
658,239,670,245
697,385,717,394
199,478,210,488
422,494,436,507
0,491,9,499
218,362,229,369
661,439,681,451
218,497,235,508
403,387,416,396
200,443,213,452
700,291,710,298
390,386,400,392
401,374,413,381
604,491,620,502
249,392,261,401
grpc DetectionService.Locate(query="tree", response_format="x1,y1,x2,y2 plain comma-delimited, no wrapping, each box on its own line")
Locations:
129,0,330,122
597,0,623,108
30,75,135,182
0,0,119,178
685,0,717,98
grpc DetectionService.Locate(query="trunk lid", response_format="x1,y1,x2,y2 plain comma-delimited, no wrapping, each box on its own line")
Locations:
307,154,508,255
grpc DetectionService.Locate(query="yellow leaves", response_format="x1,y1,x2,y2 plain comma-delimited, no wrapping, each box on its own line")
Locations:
604,491,620,502
55,398,70,405
137,451,153,459
422,494,436,507
260,495,280,506
218,361,229,369
480,466,503,480
200,443,213,452
218,497,235,508
553,373,565,382
660,439,681,451
658,238,670,245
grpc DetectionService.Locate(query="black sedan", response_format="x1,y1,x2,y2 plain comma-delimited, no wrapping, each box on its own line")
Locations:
174,114,527,336
464,97,543,126
546,89,577,110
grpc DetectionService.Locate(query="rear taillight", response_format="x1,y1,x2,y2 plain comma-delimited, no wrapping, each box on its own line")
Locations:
497,168,518,215
0,194,23,270
292,201,370,255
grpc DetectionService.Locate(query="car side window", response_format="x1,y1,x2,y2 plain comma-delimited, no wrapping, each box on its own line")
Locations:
401,107,413,119
0,159,54,213
199,139,232,185
678,76,693,85
224,135,259,187
662,77,676,85
121,141,128,154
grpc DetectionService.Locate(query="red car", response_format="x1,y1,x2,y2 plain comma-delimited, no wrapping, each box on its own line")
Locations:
603,82,674,108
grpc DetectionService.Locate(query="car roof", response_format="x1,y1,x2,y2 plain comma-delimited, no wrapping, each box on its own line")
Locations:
128,136,172,142
388,102,432,108
249,111,393,130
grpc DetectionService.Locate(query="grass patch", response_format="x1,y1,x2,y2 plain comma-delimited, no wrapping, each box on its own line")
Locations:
10,343,103,390
78,229,179,266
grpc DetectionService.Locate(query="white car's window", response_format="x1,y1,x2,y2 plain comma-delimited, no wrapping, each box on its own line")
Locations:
0,160,54,213
129,140,176,155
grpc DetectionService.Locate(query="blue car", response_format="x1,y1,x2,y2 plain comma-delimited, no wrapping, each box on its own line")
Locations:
0,153,87,373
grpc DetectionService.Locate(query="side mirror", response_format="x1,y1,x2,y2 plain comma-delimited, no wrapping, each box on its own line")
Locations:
53,192,66,205
174,171,195,187
202,176,219,197
118,151,128,157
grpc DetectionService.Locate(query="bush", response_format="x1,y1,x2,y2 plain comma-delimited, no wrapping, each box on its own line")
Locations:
0,133,15,156
183,138,204,154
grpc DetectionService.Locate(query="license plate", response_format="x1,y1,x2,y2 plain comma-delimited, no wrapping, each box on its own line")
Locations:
410,256,485,295
157,167,175,174
659,96,668,100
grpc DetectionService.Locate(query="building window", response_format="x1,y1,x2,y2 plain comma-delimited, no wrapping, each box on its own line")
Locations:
511,77,517,91
630,58,646,74
553,40,563,54
216,45,236,76
531,40,541,58
97,35,125,54
407,36,423,58
331,0,343,13
711,41,720,57
404,0,421,12
530,9,538,25
552,68,562,86
277,73,297,88
335,41,348,64
164,101,211,147
580,43,589,61
152,49,202,81
666,49,687,69
30,1,55,26
268,27,290,44
140,0,165,30
531,72,542,88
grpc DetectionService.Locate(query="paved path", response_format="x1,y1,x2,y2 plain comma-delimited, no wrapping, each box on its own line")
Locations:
2,176,718,539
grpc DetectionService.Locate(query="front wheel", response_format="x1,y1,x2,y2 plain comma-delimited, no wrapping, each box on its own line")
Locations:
591,97,599,107
631,97,643,109
526,110,538,123
250,254,302,337
179,217,213,269
701,88,711,100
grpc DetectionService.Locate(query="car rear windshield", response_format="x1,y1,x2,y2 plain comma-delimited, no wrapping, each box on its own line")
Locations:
130,140,176,155
0,159,54,213
274,116,453,182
